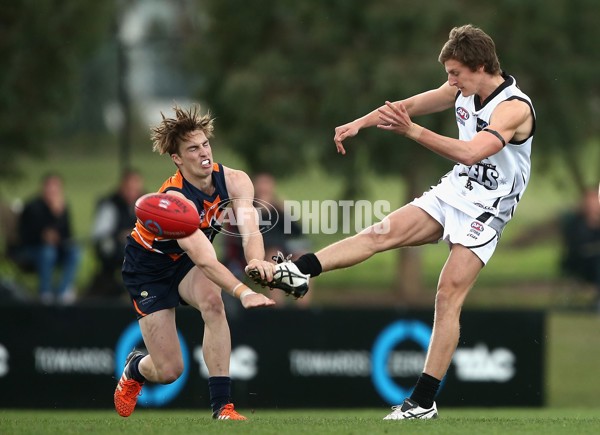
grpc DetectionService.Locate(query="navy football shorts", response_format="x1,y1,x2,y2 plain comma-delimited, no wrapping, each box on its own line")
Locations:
122,239,194,318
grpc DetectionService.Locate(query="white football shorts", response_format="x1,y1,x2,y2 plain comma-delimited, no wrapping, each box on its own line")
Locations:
411,191,498,265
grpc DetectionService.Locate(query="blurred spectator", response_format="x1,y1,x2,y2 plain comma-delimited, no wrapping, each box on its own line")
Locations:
0,200,32,303
86,169,144,299
223,172,312,307
560,187,600,310
12,173,81,305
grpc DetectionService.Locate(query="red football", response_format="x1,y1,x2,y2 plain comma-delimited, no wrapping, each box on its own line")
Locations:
135,193,199,239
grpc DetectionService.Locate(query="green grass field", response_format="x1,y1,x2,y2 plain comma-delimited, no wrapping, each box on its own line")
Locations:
2,408,600,435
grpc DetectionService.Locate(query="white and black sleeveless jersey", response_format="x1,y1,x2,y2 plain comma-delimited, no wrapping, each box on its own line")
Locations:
429,73,535,234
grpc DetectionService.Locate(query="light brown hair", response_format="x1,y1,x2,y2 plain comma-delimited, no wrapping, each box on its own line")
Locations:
438,24,501,74
151,104,215,155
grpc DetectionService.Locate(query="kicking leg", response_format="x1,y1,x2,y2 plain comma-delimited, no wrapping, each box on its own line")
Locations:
254,204,444,298
315,204,442,272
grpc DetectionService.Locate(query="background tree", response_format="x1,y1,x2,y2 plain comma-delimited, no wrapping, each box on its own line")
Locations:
0,0,115,180
185,0,599,299
489,0,600,191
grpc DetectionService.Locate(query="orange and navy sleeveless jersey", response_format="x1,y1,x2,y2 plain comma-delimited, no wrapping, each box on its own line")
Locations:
130,163,229,259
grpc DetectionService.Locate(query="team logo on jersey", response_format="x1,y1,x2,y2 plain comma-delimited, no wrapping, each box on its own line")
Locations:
456,107,469,125
459,162,500,190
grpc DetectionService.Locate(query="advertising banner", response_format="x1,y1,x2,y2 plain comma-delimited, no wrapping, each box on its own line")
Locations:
0,304,545,409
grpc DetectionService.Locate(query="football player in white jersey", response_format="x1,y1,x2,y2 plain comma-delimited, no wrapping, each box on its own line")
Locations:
249,24,535,419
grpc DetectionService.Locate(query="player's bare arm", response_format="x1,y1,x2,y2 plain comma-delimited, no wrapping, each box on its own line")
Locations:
334,82,455,155
401,82,457,117
377,97,531,165
487,99,534,143
224,167,276,282
163,189,239,292
178,228,275,309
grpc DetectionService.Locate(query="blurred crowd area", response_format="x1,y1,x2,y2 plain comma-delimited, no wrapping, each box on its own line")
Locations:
1,173,599,311
0,170,316,309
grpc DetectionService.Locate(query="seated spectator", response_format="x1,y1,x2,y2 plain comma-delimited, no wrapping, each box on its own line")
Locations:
0,200,32,303
86,169,144,299
13,173,81,305
560,187,600,310
223,172,312,307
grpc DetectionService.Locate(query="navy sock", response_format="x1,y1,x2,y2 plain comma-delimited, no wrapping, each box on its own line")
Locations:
409,372,440,409
127,355,146,383
208,376,232,413
294,253,322,277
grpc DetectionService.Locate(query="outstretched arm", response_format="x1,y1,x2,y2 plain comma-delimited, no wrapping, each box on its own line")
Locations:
334,82,456,155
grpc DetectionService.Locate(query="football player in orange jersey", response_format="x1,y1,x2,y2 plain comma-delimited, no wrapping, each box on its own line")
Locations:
114,105,276,420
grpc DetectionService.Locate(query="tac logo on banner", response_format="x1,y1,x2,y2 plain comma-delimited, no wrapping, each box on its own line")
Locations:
371,320,444,404
115,321,190,407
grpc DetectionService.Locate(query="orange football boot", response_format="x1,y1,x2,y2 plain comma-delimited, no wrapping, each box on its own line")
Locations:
213,403,247,420
114,350,145,417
